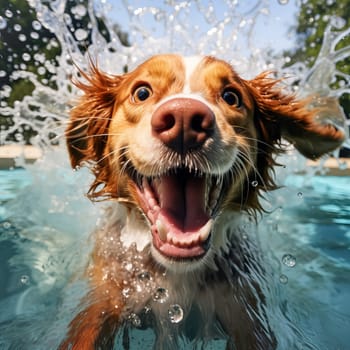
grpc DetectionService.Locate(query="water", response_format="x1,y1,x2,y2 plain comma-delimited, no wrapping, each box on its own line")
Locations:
1,0,350,349
1,167,349,349
259,173,350,350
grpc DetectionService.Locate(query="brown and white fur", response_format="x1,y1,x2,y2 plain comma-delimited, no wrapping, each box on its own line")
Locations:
59,54,345,349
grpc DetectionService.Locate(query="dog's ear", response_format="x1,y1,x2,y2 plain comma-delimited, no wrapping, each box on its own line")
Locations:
246,73,346,159
66,64,122,168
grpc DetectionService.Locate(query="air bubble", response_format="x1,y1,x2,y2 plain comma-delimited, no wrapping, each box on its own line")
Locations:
144,305,151,314
168,304,184,323
129,312,141,327
2,221,11,229
251,180,258,187
279,274,288,284
297,192,303,198
20,275,30,285
282,254,296,267
153,287,168,303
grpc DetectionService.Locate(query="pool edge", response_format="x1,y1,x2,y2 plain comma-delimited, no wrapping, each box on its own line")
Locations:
0,145,42,169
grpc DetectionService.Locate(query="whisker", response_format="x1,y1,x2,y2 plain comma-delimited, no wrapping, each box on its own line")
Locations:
95,145,129,167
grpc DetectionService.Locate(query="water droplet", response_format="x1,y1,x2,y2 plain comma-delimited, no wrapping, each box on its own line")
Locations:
168,304,184,323
38,67,46,75
0,16,7,30
14,24,22,32
152,287,168,303
20,275,30,285
297,192,303,198
330,16,345,29
122,287,131,298
72,4,87,17
282,254,296,267
30,31,40,40
122,261,133,271
22,53,31,62
278,0,289,4
279,274,288,284
239,19,247,28
75,28,88,41
5,9,13,18
251,180,258,187
32,20,42,30
18,34,27,42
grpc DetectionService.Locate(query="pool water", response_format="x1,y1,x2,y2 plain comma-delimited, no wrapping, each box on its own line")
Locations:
0,155,349,349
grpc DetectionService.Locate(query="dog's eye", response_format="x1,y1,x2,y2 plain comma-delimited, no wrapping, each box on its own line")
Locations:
221,89,241,107
133,85,152,102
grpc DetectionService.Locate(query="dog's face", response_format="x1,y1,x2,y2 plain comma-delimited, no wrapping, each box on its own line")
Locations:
67,54,345,270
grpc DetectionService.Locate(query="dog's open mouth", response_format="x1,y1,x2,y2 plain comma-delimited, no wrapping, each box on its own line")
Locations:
133,168,225,260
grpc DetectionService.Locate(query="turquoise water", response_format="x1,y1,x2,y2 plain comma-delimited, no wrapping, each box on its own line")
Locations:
0,164,350,349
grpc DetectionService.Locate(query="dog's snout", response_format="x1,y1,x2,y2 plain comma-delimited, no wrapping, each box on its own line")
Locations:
151,98,215,153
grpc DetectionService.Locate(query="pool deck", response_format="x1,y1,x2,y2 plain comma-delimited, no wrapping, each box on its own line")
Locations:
0,145,350,175
0,145,43,169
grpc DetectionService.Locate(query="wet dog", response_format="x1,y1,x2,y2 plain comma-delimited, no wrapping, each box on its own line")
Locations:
59,54,345,349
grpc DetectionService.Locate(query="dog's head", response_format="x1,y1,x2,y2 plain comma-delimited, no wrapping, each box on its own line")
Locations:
67,54,345,270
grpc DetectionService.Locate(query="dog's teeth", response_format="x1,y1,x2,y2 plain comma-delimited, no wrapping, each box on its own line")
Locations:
148,197,158,208
199,219,213,241
172,236,179,245
142,177,151,191
156,219,168,242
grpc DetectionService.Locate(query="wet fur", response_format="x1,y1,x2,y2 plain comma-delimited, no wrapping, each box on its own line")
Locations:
59,54,345,349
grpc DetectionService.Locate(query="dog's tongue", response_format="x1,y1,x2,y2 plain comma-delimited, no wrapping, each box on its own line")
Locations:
157,173,208,232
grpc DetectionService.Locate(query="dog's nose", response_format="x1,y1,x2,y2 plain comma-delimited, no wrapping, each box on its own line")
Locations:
151,98,215,153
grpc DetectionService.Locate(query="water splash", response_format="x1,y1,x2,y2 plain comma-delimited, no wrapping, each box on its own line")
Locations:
0,0,295,150
1,1,349,153
287,18,350,146
1,1,350,349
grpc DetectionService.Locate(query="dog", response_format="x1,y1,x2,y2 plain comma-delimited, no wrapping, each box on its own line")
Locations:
59,54,345,349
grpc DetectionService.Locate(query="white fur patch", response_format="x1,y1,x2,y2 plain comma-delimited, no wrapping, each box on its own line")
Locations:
183,56,203,94
154,92,214,112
